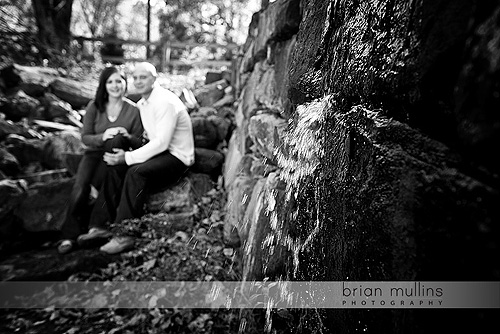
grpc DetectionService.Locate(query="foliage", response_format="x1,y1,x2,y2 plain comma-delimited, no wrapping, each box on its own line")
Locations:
72,0,122,37
158,0,252,44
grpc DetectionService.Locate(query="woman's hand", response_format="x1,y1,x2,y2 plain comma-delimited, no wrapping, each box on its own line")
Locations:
102,127,129,141
116,127,130,138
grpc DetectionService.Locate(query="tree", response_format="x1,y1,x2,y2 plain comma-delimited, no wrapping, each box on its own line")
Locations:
73,0,122,37
31,0,74,50
159,0,252,45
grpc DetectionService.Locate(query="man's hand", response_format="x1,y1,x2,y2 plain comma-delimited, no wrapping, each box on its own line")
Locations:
103,148,126,165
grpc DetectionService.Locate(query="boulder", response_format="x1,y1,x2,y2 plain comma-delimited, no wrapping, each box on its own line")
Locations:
49,77,96,109
191,106,217,118
14,177,74,232
41,131,85,169
179,88,199,110
193,79,229,107
39,92,74,121
248,112,287,162
0,117,25,140
241,172,289,280
191,148,225,180
191,116,219,149
0,64,60,97
0,90,41,121
4,135,45,167
223,129,248,188
205,71,224,85
0,147,21,176
146,173,214,213
0,179,28,227
224,175,257,247
212,94,235,109
253,0,302,55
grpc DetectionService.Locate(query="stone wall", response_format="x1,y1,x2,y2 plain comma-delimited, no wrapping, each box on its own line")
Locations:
224,0,499,332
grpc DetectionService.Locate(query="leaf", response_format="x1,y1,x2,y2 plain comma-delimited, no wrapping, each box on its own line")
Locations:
143,259,156,271
149,295,158,308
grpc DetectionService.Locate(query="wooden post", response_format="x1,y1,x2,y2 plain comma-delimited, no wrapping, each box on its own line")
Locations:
146,0,151,59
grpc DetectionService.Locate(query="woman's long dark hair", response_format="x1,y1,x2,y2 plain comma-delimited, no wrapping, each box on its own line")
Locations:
94,66,128,113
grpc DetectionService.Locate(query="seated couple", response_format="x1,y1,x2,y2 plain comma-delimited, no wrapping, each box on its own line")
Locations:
58,62,195,254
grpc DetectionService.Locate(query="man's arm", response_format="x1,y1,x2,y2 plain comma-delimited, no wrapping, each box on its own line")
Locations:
123,105,178,165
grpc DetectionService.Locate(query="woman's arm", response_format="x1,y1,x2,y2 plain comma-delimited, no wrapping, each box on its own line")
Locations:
81,102,105,148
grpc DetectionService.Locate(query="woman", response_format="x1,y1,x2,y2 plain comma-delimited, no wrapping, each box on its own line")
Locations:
57,66,144,254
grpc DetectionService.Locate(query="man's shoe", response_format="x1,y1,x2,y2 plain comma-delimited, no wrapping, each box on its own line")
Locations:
77,227,112,248
100,236,134,254
57,240,75,254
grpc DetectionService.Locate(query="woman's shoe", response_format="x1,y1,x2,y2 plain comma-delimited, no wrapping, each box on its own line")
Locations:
57,240,75,254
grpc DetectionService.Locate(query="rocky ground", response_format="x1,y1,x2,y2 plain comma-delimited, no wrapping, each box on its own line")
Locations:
0,183,274,334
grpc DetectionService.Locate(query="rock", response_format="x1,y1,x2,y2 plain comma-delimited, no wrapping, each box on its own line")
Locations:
250,156,279,177
208,114,232,143
191,114,231,150
0,147,21,176
41,131,85,169
191,148,225,180
248,112,287,162
191,106,217,117
49,77,97,109
0,248,114,281
253,0,302,55
193,79,229,107
4,135,45,166
224,175,257,247
0,179,28,226
205,71,224,85
179,88,199,110
0,117,25,140
212,94,235,109
0,64,22,92
241,172,289,280
0,64,61,97
223,129,247,188
0,90,41,121
453,6,500,174
14,177,74,232
146,173,214,213
191,116,219,149
20,168,69,185
39,92,74,121
32,119,80,133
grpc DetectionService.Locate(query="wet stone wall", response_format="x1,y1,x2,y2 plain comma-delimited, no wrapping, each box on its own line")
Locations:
224,0,499,333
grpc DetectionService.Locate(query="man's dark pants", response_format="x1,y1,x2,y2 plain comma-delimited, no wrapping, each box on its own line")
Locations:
88,149,188,229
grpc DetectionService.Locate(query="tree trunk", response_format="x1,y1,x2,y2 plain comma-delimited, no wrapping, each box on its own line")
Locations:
32,0,74,50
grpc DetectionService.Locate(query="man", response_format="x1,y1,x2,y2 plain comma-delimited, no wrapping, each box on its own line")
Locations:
77,62,195,254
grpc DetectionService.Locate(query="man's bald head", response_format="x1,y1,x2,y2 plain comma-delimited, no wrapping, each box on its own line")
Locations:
134,62,158,78
132,62,158,98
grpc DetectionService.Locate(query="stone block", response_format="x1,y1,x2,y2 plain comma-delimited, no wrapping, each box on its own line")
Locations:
14,177,74,232
191,148,224,179
248,113,287,162
224,175,257,247
146,173,214,213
